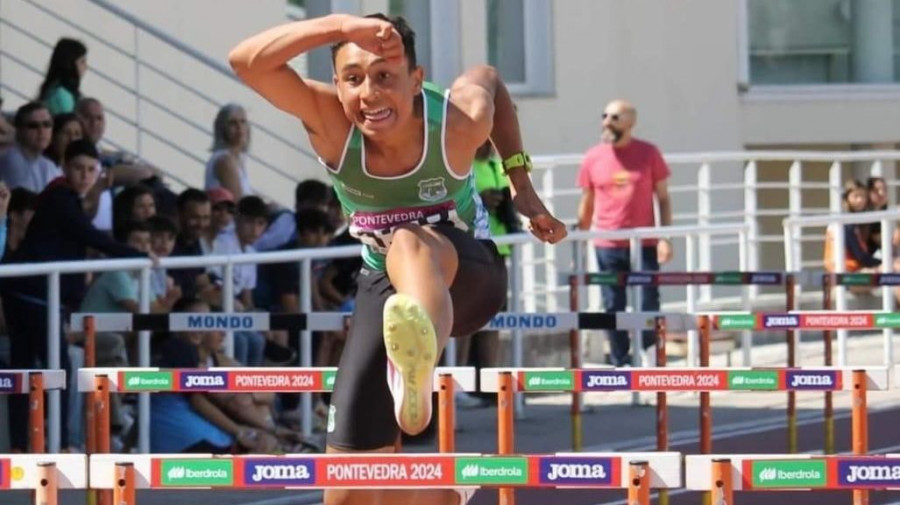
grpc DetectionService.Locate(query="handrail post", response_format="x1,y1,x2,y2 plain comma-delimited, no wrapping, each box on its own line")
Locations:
300,258,313,437
47,271,61,453
138,267,151,453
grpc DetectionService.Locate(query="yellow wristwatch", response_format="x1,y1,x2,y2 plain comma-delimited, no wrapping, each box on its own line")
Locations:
502,152,532,174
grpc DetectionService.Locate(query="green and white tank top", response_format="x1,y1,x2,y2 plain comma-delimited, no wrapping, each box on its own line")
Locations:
323,85,490,271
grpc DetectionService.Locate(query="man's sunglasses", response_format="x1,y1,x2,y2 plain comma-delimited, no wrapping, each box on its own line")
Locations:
602,113,620,121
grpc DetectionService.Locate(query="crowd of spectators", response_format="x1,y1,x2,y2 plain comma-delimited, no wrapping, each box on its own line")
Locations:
0,37,360,454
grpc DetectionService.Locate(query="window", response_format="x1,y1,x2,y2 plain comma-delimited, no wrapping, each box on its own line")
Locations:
486,0,554,95
747,0,900,85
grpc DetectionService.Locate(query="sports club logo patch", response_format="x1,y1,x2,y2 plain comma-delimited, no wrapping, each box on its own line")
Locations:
762,314,799,329
417,177,448,201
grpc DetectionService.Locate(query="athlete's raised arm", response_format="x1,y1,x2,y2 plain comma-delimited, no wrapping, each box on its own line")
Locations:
228,14,404,162
448,66,567,244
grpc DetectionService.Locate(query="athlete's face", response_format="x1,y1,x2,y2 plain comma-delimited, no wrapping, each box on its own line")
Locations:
333,43,423,139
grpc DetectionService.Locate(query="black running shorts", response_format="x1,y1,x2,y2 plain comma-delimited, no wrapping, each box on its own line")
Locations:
326,225,508,450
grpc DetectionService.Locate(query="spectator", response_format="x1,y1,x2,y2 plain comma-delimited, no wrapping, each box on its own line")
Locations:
146,214,180,303
258,207,333,428
255,178,331,252
37,38,88,116
208,195,269,366
151,297,237,454
0,97,15,152
170,188,217,301
44,113,83,168
74,97,157,184
1,139,147,451
206,104,253,199
0,102,60,193
825,180,883,273
112,184,157,238
865,176,892,252
455,140,518,407
204,187,236,252
75,220,177,450
576,99,672,366
3,187,37,257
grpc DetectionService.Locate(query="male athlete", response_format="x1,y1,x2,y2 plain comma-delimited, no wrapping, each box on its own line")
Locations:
230,13,566,505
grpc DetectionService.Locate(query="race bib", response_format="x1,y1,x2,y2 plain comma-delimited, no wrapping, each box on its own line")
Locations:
349,201,468,254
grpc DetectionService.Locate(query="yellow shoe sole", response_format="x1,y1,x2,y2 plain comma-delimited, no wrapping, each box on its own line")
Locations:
383,293,437,436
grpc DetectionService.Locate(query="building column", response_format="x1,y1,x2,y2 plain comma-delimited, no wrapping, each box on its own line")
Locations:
851,0,894,83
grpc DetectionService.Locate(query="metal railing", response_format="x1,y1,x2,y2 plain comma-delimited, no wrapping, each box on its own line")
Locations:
0,222,745,453
784,208,900,367
529,150,900,312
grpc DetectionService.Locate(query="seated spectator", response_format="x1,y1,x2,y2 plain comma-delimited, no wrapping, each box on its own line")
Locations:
1,139,147,451
206,104,253,199
146,214,181,306
0,102,60,193
151,297,317,454
207,195,269,366
44,113,83,168
170,188,217,300
255,179,331,252
74,98,156,185
3,187,36,257
112,184,157,238
37,38,87,116
150,297,236,454
203,187,236,252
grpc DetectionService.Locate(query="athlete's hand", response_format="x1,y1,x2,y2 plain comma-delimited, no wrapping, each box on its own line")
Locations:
528,214,567,244
340,16,404,64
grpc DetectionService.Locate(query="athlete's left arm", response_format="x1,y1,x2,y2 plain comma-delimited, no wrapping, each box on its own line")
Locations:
448,65,567,244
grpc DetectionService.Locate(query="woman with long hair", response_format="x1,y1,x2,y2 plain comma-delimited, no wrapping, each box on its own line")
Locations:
205,103,253,199
44,113,84,167
38,38,88,115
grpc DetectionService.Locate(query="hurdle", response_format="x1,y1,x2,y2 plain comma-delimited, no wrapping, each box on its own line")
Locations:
77,366,476,455
0,370,66,453
0,454,86,505
88,451,681,505
687,454,900,505
481,364,887,502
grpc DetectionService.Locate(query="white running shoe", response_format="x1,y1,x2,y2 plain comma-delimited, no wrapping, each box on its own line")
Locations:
383,293,437,435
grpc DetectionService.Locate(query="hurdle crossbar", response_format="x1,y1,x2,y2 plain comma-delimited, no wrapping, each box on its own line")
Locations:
0,370,66,393
686,454,900,491
479,367,889,393
0,454,86,489
77,367,476,393
89,452,681,490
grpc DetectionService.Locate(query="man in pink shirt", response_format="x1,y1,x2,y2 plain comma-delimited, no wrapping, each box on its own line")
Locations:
576,100,673,366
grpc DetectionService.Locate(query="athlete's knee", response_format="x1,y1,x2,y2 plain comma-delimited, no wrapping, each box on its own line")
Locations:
389,226,454,264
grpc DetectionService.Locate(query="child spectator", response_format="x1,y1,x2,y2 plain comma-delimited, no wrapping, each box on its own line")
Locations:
112,184,157,238
208,195,269,366
146,214,180,305
3,187,36,257
204,187,236,252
